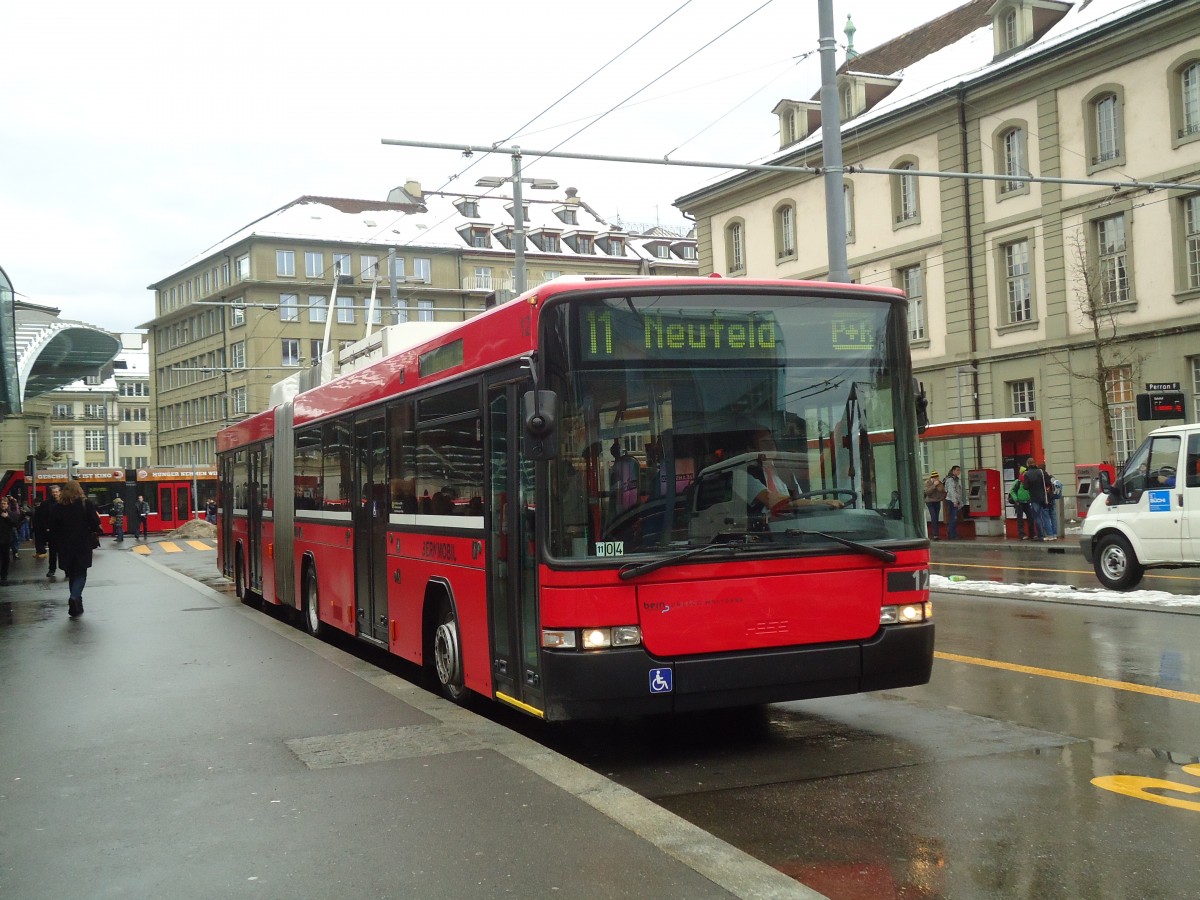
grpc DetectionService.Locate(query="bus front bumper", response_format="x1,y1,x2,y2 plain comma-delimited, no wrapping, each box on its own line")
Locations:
538,622,934,721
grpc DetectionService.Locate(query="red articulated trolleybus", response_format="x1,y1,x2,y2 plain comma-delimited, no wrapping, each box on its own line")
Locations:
217,276,933,721
3,466,217,534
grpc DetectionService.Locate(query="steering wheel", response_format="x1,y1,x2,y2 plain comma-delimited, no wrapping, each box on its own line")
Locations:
771,489,857,514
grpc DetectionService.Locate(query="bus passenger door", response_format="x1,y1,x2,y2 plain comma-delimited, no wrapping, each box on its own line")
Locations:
486,377,543,713
247,452,263,592
354,413,390,644
158,484,176,531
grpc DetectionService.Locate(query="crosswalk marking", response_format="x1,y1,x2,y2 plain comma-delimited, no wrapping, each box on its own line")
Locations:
127,539,215,555
158,542,183,553
185,540,212,551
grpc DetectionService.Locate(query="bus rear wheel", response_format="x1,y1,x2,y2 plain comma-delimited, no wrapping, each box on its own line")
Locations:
431,599,467,703
303,566,325,638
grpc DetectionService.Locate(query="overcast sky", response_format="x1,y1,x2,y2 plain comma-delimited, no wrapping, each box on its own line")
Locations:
1,0,964,334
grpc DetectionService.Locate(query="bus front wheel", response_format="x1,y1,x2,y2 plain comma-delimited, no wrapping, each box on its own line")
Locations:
430,598,467,703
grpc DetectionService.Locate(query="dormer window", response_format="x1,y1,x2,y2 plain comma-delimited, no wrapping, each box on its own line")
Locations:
771,99,820,150
531,229,561,252
564,232,595,254
675,243,697,260
601,234,625,256
836,73,900,122
554,205,579,225
492,226,513,250
455,197,480,218
505,201,531,223
988,1,1071,58
649,243,670,259
457,224,493,248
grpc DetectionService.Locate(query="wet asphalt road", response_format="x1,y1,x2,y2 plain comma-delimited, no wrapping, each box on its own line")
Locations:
96,541,1200,898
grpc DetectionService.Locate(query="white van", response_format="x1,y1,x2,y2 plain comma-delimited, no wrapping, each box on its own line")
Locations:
1080,422,1200,590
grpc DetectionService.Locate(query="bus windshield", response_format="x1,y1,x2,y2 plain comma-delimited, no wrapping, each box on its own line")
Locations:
542,291,924,560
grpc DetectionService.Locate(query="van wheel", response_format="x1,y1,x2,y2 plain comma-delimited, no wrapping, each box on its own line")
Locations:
1094,534,1144,591
430,598,467,703
302,566,325,638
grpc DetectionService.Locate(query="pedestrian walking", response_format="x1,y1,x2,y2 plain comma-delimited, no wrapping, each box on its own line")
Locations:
134,495,150,539
944,465,964,539
1022,457,1055,541
0,501,17,585
111,495,125,542
33,485,61,576
7,496,24,559
923,470,946,540
48,480,103,618
204,499,216,524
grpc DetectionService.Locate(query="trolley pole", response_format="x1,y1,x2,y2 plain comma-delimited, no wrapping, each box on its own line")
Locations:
817,0,849,282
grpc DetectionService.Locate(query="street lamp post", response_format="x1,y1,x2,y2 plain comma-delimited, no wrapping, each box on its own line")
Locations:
476,155,558,297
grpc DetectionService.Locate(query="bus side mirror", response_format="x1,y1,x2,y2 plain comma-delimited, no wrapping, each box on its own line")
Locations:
523,391,559,460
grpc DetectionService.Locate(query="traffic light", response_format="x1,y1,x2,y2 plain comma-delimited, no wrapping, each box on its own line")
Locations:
24,455,35,477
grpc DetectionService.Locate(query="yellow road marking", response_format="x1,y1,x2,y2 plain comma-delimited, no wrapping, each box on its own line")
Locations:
158,541,183,553
185,540,214,551
132,544,150,555
935,651,1200,704
931,560,1200,583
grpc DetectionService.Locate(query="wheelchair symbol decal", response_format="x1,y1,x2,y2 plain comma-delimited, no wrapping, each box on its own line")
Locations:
649,668,673,693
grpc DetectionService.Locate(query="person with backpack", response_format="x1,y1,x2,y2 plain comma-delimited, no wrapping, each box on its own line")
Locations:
1008,467,1034,540
111,495,126,542
1045,468,1063,538
1022,457,1054,542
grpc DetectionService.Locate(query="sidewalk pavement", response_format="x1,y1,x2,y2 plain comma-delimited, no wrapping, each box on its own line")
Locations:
0,544,817,899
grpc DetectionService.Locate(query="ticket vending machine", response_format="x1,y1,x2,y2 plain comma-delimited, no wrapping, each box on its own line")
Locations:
1075,463,1116,519
967,468,1002,516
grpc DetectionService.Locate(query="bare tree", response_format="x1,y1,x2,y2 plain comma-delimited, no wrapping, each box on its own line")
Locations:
1055,231,1143,464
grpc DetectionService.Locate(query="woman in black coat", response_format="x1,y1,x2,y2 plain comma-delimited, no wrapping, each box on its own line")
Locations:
48,480,103,618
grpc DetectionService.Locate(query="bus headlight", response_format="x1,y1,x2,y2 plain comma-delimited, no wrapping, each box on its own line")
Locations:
543,626,643,650
880,602,932,625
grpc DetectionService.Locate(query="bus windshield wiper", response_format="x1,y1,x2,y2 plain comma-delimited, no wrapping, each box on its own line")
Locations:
783,529,897,563
618,535,750,581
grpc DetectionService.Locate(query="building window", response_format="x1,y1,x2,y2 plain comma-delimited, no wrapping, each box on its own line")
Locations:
576,235,593,254
232,387,248,415
775,203,796,261
1003,239,1033,323
336,296,354,324
412,258,431,282
1192,356,1200,421
892,159,920,226
1185,194,1200,290
1010,380,1036,416
679,245,697,260
122,408,148,422
83,403,105,419
231,303,245,327
333,253,352,278
276,250,295,277
725,220,744,274
310,340,324,364
308,295,327,323
85,430,105,452
899,265,925,341
997,125,1028,196
1171,56,1200,146
305,251,323,278
236,254,250,281
539,232,561,252
1095,214,1130,306
474,267,493,291
1106,365,1137,465
1001,8,1018,52
53,430,73,452
361,255,379,281
417,300,434,322
393,299,408,323
282,339,301,367
231,341,245,369
53,403,71,418
279,293,299,322
1085,86,1125,171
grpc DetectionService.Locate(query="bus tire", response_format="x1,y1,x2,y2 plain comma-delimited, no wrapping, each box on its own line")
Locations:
1093,533,1144,591
302,565,325,639
430,596,467,703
